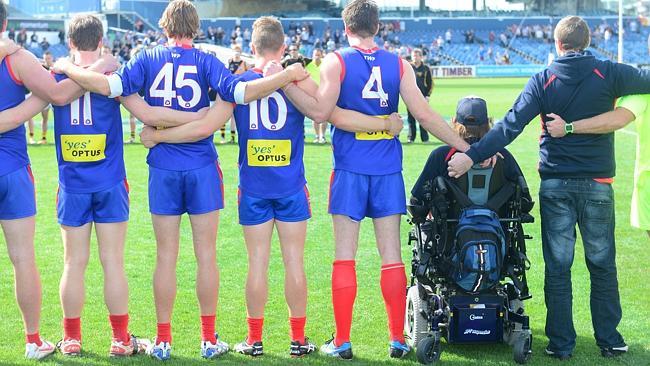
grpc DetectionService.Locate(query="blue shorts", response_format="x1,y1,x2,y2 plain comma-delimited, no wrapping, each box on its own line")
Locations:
238,186,311,226
57,180,129,227
0,166,36,220
328,170,406,222
149,162,224,215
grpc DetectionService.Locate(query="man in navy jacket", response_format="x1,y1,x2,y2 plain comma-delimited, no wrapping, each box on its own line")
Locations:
448,16,650,360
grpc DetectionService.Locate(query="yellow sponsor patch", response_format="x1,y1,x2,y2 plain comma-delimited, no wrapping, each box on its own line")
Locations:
355,130,394,140
247,139,291,167
354,115,394,140
60,134,106,162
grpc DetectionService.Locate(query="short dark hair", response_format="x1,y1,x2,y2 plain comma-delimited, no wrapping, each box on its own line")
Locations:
342,0,379,39
554,16,590,52
68,14,103,51
0,2,7,30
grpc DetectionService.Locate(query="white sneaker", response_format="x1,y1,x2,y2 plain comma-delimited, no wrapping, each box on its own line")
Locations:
146,338,172,361
25,339,56,360
57,338,82,357
201,335,229,359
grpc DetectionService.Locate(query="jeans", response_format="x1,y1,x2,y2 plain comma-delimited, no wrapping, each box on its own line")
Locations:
407,110,429,142
539,179,625,355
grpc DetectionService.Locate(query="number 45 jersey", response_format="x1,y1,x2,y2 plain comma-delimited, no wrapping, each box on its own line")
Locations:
333,47,403,175
233,70,306,199
53,73,126,193
109,45,238,171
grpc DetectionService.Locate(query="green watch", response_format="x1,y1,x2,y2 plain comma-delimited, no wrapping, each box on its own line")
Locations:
565,122,574,135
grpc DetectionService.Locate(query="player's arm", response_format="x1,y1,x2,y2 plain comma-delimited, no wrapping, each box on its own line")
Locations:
0,95,49,133
11,50,96,105
284,77,402,135
119,94,208,128
140,98,234,146
218,61,309,105
448,76,541,178
51,57,112,96
545,108,636,137
310,52,344,121
400,59,469,152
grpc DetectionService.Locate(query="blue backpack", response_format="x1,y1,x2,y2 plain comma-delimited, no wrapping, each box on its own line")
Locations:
451,208,506,293
444,163,513,293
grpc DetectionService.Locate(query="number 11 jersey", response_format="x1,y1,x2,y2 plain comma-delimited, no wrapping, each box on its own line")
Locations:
333,46,403,175
110,44,239,171
53,73,125,194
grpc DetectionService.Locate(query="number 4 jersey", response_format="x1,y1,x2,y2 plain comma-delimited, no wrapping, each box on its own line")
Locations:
333,46,403,175
53,73,126,193
108,44,239,171
233,70,306,199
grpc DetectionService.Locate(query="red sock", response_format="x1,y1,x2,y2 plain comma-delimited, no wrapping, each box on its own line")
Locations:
246,317,264,344
332,260,356,346
63,317,81,341
289,317,306,344
109,314,130,344
26,332,42,346
380,263,407,344
201,315,217,343
157,323,171,344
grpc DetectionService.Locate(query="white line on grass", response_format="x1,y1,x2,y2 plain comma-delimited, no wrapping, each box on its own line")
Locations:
618,128,638,136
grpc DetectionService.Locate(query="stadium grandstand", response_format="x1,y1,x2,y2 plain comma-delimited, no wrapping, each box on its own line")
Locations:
1,0,649,72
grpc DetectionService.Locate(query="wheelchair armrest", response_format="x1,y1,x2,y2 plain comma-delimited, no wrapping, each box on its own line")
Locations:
521,213,535,224
435,176,448,194
517,176,530,195
408,197,430,223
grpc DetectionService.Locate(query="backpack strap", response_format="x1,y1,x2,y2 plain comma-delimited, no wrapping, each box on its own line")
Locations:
485,182,516,212
445,178,473,209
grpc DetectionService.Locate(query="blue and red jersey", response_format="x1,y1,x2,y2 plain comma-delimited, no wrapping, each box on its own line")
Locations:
52,73,126,194
233,69,306,199
332,46,403,175
111,44,239,171
0,55,30,177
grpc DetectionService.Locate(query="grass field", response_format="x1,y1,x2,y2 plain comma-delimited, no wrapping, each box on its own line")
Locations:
1,77,649,365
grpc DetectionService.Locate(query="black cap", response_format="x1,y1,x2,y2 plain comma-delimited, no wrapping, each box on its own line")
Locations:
455,96,488,126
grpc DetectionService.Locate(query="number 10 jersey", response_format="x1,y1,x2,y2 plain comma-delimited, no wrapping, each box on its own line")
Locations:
232,70,306,199
333,47,403,175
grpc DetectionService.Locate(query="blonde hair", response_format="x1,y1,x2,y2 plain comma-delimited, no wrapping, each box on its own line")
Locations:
252,16,285,55
159,0,199,40
452,118,493,142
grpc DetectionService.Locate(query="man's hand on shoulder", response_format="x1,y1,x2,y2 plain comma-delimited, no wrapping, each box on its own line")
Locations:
447,152,473,178
286,63,309,82
0,39,21,60
263,61,283,77
545,113,567,138
92,52,120,74
51,57,73,74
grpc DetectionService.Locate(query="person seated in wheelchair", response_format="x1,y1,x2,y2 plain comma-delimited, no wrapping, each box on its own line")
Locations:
405,97,535,365
410,96,533,217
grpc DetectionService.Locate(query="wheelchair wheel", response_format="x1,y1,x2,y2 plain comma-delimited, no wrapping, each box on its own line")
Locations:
406,286,428,347
416,333,441,365
513,332,533,364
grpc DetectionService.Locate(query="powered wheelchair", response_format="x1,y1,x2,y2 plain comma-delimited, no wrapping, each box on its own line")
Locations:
405,157,535,365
